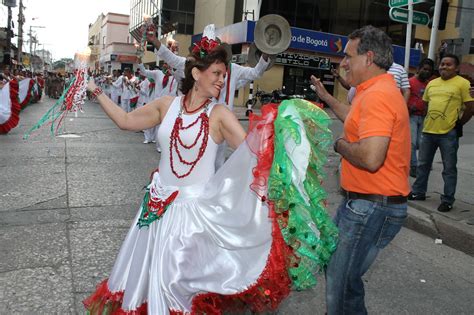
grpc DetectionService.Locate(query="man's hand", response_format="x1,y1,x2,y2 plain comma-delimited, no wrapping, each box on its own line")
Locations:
310,75,331,102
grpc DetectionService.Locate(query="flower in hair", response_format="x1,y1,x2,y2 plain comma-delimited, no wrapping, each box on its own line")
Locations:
192,36,221,58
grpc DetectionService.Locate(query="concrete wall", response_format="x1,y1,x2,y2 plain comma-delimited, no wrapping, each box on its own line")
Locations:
194,0,234,33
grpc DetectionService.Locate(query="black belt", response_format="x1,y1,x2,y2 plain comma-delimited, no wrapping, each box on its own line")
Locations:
342,190,407,204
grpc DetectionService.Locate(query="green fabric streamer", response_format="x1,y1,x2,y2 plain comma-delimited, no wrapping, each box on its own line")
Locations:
269,99,338,290
23,77,77,139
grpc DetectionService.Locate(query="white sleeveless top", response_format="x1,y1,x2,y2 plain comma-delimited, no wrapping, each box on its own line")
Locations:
157,96,219,187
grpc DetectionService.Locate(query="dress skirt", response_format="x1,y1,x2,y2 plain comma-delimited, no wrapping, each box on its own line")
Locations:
84,100,339,314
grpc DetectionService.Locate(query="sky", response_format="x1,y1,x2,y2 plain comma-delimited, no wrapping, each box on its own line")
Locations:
1,0,130,60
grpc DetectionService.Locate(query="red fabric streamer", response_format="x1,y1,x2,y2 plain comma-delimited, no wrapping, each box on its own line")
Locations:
0,79,21,134
54,69,86,134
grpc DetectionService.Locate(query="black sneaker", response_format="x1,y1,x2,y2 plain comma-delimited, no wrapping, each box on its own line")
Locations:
410,167,417,178
407,192,426,201
438,202,453,212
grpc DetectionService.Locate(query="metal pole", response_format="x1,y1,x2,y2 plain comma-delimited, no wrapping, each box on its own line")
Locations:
428,0,442,60
17,0,24,68
256,0,263,20
404,0,413,71
42,44,45,72
5,6,13,66
29,26,33,71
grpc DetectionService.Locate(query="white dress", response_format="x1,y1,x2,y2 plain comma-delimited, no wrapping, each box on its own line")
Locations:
84,98,338,314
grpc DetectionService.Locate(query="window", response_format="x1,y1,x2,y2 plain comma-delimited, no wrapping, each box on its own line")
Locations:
163,0,178,10
179,0,195,11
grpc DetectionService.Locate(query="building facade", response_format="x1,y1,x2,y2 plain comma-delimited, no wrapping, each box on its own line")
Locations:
98,13,138,73
127,0,473,105
88,14,104,72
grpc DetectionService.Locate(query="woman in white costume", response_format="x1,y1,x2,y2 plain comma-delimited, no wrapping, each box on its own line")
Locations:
84,41,337,314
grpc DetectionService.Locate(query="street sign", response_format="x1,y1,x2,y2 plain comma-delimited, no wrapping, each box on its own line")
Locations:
389,7,430,26
388,0,426,8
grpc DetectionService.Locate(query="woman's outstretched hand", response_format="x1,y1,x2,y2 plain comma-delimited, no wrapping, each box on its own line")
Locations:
87,78,98,92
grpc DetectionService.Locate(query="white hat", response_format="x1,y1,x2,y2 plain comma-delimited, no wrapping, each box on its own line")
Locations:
202,24,216,40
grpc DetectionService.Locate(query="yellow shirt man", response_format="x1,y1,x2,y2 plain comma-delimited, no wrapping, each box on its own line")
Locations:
422,75,474,134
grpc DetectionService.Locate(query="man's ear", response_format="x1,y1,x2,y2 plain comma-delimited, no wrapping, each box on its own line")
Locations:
366,51,375,66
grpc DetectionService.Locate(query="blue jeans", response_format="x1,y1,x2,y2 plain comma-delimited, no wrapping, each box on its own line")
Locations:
412,130,459,204
410,115,425,169
326,198,407,315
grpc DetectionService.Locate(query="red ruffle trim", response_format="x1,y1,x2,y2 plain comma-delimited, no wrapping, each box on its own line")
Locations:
0,79,21,134
83,279,147,314
173,103,292,314
246,103,279,198
20,79,35,109
184,210,292,314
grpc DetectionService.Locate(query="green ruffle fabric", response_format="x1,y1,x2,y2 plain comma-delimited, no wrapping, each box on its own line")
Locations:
269,99,338,290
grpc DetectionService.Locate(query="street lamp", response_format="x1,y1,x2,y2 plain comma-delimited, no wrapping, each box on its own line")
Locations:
29,25,45,71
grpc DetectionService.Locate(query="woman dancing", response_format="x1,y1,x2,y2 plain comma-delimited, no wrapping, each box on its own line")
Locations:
84,40,337,314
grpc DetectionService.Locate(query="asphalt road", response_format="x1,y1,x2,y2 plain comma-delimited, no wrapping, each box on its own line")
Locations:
0,98,473,314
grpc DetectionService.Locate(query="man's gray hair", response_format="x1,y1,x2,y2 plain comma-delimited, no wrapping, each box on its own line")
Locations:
348,25,393,70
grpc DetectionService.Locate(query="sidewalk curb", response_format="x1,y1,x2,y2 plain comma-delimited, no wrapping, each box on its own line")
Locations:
405,205,474,256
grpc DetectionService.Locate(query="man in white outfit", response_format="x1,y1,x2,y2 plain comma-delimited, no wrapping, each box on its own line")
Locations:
136,74,156,144
110,70,122,105
146,25,270,167
138,45,183,152
120,68,137,113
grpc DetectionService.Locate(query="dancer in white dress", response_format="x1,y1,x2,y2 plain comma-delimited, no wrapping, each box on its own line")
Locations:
84,42,337,314
147,24,270,169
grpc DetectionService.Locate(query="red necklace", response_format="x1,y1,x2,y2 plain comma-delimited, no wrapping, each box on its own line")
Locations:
169,96,210,178
182,93,210,114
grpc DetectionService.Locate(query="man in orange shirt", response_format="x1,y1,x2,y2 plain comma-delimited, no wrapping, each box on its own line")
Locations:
311,25,410,314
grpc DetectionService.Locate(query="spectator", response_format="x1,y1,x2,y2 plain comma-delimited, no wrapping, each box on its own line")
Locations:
409,54,474,212
388,62,411,103
407,58,435,177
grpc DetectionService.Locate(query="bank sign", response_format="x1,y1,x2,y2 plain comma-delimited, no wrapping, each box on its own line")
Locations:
193,21,421,67
286,27,348,57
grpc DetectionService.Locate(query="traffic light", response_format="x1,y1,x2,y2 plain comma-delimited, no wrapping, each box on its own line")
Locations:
429,0,449,30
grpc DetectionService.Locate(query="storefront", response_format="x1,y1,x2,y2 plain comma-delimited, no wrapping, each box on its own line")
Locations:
192,20,422,106
100,53,139,73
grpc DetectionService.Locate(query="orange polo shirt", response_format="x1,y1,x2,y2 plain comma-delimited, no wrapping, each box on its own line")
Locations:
341,73,410,196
